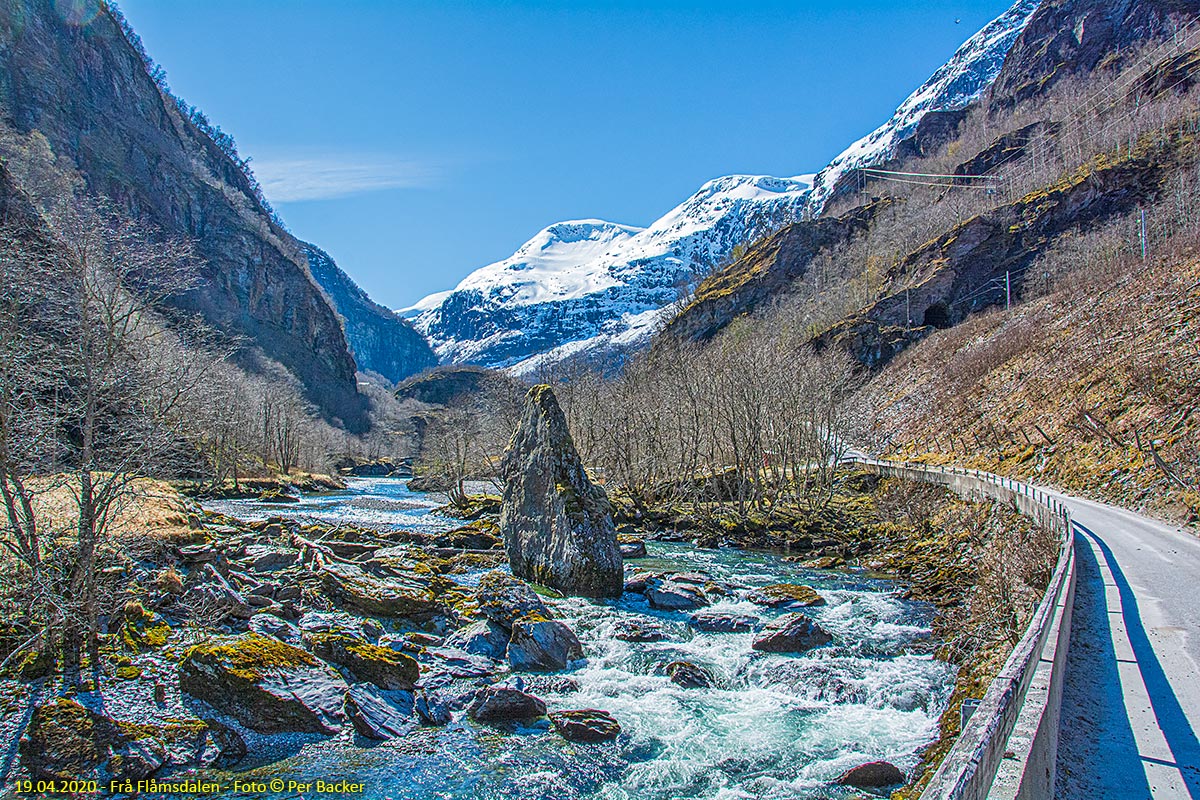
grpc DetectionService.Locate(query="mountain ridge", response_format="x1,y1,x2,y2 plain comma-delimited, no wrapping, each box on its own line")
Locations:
412,0,1046,373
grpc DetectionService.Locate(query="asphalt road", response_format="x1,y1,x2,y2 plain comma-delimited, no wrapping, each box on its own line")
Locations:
1042,489,1200,799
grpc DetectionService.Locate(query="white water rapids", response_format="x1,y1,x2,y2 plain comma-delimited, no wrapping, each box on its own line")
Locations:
201,478,953,800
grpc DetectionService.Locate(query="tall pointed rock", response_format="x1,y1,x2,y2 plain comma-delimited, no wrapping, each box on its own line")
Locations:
499,385,623,598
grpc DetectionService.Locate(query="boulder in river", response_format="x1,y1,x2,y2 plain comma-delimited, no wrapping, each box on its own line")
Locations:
179,633,347,734
646,580,709,611
617,535,648,558
499,385,623,598
19,698,244,782
443,619,511,660
549,709,621,742
610,618,668,642
689,611,762,633
837,760,906,788
474,571,551,630
507,617,584,671
664,660,715,689
467,686,547,722
746,583,827,608
751,614,834,653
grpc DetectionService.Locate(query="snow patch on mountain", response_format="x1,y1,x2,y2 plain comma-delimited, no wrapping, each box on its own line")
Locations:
411,174,813,368
807,0,1043,213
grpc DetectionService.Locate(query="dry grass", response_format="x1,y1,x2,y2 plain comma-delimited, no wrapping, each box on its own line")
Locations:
858,254,1200,528
25,474,203,546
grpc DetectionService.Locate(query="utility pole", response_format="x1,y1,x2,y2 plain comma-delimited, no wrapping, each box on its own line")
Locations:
1140,208,1148,262
1006,271,1011,311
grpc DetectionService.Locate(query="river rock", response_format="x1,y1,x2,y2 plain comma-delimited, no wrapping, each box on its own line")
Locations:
524,675,582,693
746,584,827,608
623,572,655,594
646,580,709,611
344,684,417,740
549,709,621,742
426,647,501,678
443,620,511,660
751,614,834,653
499,385,623,598
179,634,347,734
184,565,253,619
19,699,245,782
248,612,303,645
467,686,547,722
837,760,906,788
320,562,436,618
664,661,715,689
688,611,761,633
617,535,648,558
475,571,551,630
610,619,668,642
507,618,584,672
242,545,299,573
307,632,420,690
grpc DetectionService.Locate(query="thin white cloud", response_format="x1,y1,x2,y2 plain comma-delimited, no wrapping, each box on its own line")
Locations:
252,155,438,202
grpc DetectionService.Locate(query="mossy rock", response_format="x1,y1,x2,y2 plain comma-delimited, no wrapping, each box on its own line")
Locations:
118,601,171,652
4,646,53,681
306,632,419,691
115,665,143,681
746,584,827,608
19,698,244,782
179,634,347,734
320,562,437,618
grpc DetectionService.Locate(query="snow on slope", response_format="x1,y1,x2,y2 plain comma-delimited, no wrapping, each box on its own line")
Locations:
806,0,1043,213
409,0,1042,371
412,175,813,369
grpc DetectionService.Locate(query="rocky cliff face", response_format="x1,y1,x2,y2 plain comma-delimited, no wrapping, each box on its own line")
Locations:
303,243,436,385
987,0,1200,109
499,386,622,598
0,0,365,429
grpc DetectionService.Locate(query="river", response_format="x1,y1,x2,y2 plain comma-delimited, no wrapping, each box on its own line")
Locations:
202,477,953,800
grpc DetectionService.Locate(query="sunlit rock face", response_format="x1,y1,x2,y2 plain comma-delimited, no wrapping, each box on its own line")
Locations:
499,385,623,598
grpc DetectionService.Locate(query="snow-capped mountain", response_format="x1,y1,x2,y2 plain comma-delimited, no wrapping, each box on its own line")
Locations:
806,0,1043,213
410,175,814,370
411,0,1041,372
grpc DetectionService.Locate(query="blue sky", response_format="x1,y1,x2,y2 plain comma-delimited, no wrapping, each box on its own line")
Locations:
117,0,1015,309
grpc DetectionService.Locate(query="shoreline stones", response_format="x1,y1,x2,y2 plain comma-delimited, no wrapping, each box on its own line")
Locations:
319,562,436,618
499,385,623,598
475,571,551,629
751,614,834,654
178,634,347,734
306,632,420,690
343,685,417,741
19,698,245,782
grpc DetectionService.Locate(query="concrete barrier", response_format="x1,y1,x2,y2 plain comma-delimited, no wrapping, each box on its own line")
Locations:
846,458,1075,800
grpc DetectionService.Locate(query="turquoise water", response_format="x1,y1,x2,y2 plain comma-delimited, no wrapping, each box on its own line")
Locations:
201,479,952,800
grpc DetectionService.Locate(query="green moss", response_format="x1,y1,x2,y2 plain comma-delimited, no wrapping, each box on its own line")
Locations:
119,601,171,652
114,665,143,681
185,634,318,682
5,646,53,681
